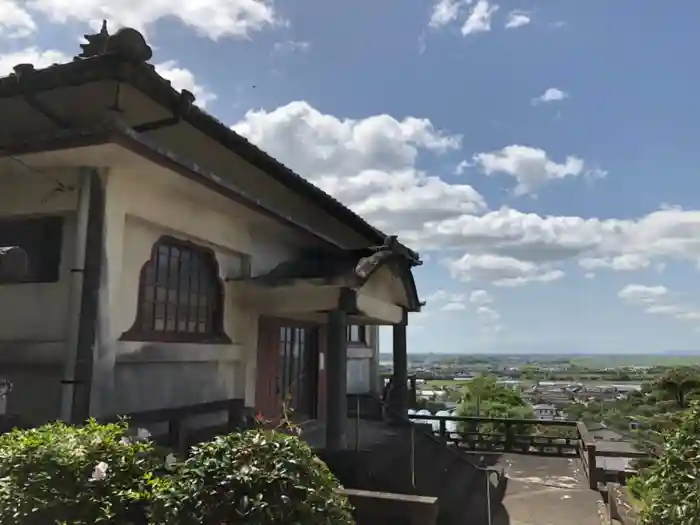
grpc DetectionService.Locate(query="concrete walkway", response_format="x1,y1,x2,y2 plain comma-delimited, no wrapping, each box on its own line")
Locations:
490,455,607,525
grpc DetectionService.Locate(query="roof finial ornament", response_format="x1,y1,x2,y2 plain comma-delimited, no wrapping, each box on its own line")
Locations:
78,20,110,59
76,20,153,63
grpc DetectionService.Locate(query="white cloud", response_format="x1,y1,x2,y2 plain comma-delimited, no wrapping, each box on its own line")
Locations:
429,0,463,29
425,290,467,304
442,301,467,311
469,289,492,305
476,305,502,333
0,49,216,109
618,284,668,304
231,101,700,290
580,254,650,272
454,159,472,175
533,87,569,105
155,61,217,108
272,40,310,55
0,0,37,38
476,305,500,321
462,0,499,36
505,10,530,29
232,101,485,234
28,0,279,40
427,287,502,330
0,47,69,76
448,253,564,287
472,145,602,195
619,284,700,324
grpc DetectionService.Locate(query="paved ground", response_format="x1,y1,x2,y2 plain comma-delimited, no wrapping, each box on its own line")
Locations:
490,454,607,525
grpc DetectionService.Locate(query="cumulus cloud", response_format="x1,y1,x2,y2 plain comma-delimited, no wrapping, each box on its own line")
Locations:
27,0,278,40
472,145,603,196
155,61,217,108
469,289,492,305
579,254,650,272
462,0,499,35
0,0,37,38
423,287,501,331
533,88,569,104
0,47,69,75
448,253,564,287
232,101,484,234
272,40,310,55
231,101,700,289
442,301,467,311
505,10,530,29
619,284,700,324
618,284,669,304
429,0,463,29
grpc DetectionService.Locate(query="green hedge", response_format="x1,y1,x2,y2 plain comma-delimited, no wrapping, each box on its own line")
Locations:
0,420,354,525
628,402,700,525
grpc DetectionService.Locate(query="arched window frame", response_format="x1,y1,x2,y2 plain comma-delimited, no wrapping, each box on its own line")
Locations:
120,235,231,344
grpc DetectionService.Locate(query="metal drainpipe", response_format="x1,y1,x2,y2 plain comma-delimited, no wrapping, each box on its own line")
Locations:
60,168,92,422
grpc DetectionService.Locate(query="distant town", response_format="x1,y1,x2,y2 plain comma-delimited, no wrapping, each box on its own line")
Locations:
380,352,700,430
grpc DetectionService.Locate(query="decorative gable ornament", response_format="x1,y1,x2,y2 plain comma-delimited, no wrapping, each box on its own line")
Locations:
77,20,153,62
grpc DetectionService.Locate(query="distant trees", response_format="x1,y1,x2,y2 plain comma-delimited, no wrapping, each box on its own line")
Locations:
519,365,538,380
456,375,534,434
656,368,700,409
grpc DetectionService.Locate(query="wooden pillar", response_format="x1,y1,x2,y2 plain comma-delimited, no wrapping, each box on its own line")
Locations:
391,310,408,421
325,308,348,451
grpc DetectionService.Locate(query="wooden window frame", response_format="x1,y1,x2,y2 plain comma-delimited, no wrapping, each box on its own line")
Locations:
120,235,231,344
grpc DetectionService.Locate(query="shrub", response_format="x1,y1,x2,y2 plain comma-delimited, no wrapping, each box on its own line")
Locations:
152,428,354,525
630,402,700,525
0,419,166,525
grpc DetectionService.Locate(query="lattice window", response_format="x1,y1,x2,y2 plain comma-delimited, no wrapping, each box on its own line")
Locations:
121,236,230,343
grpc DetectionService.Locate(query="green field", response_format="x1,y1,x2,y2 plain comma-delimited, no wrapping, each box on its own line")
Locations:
570,355,700,367
422,379,473,388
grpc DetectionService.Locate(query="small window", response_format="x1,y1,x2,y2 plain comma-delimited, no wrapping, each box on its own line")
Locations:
347,325,367,344
121,236,230,343
0,216,63,284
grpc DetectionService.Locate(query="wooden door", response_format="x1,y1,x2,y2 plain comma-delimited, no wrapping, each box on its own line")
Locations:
255,318,319,421
255,317,280,419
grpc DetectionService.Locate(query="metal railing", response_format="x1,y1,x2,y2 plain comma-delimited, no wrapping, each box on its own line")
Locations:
406,413,657,490
408,414,581,456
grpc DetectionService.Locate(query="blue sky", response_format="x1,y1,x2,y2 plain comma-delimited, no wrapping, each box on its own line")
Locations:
3,0,700,354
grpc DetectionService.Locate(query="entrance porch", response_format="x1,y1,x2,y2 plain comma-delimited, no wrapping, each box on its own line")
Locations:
240,238,423,451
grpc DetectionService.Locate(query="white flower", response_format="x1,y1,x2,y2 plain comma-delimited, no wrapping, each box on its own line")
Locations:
165,453,177,470
119,436,131,446
90,461,109,482
136,428,151,441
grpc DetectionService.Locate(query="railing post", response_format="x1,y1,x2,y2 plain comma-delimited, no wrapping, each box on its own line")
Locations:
439,418,447,441
168,418,188,457
226,400,242,432
505,421,515,451
587,443,597,490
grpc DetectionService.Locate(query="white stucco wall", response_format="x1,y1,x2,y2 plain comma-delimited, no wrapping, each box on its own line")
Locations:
0,151,387,424
0,166,80,422
92,164,300,417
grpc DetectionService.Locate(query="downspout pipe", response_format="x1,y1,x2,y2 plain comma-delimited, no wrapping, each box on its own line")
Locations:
60,168,92,422
60,167,105,424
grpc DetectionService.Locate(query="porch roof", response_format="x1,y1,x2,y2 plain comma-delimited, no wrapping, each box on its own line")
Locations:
237,240,422,324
